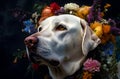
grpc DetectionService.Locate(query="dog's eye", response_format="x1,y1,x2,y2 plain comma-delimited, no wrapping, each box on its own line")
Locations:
55,24,67,31
38,27,42,32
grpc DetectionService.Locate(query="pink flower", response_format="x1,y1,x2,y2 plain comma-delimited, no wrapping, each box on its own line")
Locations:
83,58,101,73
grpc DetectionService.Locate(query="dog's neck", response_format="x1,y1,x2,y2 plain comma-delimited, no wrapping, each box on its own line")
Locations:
47,56,86,79
48,65,67,79
64,67,83,79
48,65,83,79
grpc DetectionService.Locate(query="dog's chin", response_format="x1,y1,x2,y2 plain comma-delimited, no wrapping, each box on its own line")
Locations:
27,50,60,67
29,53,42,64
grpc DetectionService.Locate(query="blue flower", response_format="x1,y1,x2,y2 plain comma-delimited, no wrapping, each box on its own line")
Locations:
115,36,120,61
102,42,114,56
116,52,120,62
116,36,120,47
23,20,37,34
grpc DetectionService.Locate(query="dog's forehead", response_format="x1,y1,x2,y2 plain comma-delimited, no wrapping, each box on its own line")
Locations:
58,15,81,26
56,14,80,22
40,14,81,29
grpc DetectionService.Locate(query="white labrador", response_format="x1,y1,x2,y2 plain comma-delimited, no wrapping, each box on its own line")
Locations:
118,61,120,79
24,14,101,79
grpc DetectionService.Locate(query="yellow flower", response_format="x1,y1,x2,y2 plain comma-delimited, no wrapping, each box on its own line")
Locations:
64,3,80,15
90,21,115,44
104,3,111,9
104,3,111,12
64,3,80,11
90,21,103,38
76,6,90,19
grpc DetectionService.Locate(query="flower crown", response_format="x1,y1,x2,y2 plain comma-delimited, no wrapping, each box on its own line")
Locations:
12,0,120,79
22,1,120,44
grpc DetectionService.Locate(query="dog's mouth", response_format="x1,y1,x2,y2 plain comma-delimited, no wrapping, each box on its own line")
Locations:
26,47,60,67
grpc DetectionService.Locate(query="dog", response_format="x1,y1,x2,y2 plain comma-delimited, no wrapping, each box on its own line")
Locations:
24,14,101,79
118,61,120,79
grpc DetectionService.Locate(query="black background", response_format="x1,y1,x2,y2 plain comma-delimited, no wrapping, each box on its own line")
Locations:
0,0,120,79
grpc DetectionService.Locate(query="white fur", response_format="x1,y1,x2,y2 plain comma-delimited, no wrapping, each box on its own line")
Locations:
118,61,120,79
28,14,101,79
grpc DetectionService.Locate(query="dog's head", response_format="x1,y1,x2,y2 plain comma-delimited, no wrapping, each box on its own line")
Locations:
24,14,100,79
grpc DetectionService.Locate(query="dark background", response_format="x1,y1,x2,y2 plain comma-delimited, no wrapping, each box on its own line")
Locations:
0,0,120,79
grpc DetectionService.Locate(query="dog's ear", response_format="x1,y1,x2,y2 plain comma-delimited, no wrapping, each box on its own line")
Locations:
80,19,101,56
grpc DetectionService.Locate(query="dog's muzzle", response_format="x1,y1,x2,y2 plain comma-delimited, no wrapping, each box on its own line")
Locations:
24,36,60,66
24,36,39,62
24,36,38,49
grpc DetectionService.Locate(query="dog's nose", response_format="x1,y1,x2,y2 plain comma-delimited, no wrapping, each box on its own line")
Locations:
24,36,38,48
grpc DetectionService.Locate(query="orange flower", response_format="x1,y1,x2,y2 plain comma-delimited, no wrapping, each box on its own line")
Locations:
101,34,116,44
38,6,54,23
104,3,111,9
100,12,105,18
41,6,54,17
101,34,110,44
110,35,116,44
90,21,103,38
101,3,111,17
100,24,112,44
82,71,93,79
90,21,115,44
102,24,111,34
76,6,90,19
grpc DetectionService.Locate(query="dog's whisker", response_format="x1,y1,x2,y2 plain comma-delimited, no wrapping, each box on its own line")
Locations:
26,46,30,60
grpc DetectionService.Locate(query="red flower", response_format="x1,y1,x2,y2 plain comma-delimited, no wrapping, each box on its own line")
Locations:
50,2,60,13
32,63,39,71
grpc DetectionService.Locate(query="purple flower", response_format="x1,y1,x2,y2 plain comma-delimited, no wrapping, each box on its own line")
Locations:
108,19,120,35
87,0,102,23
54,7,65,15
110,27,120,35
83,58,101,73
11,8,31,22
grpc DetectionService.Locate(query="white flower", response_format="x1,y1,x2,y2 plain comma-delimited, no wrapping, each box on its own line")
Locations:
64,3,79,11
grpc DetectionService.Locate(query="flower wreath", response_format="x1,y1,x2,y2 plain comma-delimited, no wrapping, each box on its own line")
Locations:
12,0,120,79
